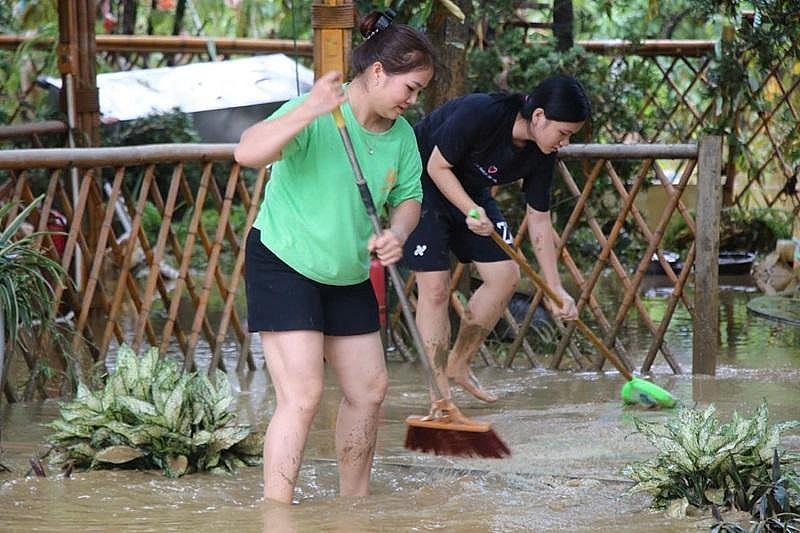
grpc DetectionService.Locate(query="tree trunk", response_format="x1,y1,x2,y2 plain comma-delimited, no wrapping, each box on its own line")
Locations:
553,0,574,51
424,0,472,112
172,0,187,36
122,0,137,35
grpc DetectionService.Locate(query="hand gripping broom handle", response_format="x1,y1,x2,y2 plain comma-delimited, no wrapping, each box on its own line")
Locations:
478,216,635,381
331,107,446,401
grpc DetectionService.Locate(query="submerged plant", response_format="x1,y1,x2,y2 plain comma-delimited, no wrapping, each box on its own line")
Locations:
47,344,262,477
623,400,800,519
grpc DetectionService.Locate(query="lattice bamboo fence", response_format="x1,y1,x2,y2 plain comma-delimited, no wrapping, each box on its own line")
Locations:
580,37,800,213
2,34,797,212
0,139,724,401
0,31,794,400
0,146,265,400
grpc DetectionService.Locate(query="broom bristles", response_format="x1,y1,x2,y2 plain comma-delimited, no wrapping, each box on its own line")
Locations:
404,415,511,458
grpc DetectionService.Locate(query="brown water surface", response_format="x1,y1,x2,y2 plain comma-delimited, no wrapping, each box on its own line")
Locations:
2,281,799,532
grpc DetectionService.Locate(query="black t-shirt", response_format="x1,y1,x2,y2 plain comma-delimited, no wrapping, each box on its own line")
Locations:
414,93,556,212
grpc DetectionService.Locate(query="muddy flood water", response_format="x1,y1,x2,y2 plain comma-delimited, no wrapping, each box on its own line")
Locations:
2,276,799,532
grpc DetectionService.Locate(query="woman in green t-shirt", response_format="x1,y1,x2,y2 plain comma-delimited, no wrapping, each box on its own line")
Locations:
235,9,435,504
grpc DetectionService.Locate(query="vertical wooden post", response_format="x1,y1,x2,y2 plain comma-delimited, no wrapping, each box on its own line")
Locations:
311,0,354,80
58,0,101,291
58,0,102,364
693,135,722,375
795,225,800,274
57,0,100,148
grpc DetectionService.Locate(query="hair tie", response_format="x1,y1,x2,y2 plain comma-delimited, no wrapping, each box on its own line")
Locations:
366,8,396,39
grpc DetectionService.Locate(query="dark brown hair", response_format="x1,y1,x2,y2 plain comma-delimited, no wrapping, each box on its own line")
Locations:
350,10,436,77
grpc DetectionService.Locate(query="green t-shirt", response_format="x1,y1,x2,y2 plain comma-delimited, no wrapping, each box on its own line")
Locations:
252,94,423,285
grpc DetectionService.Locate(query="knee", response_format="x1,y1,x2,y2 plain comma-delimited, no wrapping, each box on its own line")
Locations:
488,263,520,294
367,369,389,405
279,385,324,420
346,369,388,408
419,282,450,309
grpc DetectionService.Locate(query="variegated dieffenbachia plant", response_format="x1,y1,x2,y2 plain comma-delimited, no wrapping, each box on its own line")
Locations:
623,400,800,528
47,344,262,477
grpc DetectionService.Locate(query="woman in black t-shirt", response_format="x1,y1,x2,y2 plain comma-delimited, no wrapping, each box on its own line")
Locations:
402,75,591,404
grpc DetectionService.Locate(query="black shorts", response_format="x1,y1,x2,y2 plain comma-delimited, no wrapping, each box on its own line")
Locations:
401,180,514,271
244,228,380,335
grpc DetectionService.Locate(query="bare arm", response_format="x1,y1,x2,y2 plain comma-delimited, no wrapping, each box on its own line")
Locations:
526,206,577,320
426,146,495,235
233,71,347,169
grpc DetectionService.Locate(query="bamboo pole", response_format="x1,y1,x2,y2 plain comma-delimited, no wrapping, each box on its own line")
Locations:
0,144,237,168
559,144,698,159
0,121,67,140
311,0,354,80
0,34,314,56
0,35,712,57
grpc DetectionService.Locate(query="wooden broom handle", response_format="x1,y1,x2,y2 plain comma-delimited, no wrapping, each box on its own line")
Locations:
476,213,634,381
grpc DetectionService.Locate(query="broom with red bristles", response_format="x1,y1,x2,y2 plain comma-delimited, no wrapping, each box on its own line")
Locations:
331,106,510,459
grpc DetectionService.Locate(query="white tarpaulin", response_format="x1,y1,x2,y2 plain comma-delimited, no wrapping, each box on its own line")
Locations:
42,54,314,142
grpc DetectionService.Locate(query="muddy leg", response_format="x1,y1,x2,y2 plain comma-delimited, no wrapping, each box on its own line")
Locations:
413,270,453,401
447,260,519,403
326,332,388,497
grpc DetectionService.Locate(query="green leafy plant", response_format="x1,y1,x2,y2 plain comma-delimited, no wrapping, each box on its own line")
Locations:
749,449,800,532
623,400,800,530
0,196,65,346
47,344,262,478
0,195,68,399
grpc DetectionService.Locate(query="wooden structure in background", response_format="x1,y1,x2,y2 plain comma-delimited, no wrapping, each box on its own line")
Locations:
311,0,353,79
0,138,723,402
56,0,99,148
7,0,797,397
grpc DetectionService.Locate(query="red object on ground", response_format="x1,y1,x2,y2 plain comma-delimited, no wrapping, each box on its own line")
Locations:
46,210,68,257
369,258,387,327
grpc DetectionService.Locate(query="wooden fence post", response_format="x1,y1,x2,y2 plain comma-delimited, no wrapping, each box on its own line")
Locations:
693,135,722,375
311,0,354,80
57,0,101,298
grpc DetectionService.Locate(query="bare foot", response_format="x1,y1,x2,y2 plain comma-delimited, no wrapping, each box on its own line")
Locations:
448,368,498,403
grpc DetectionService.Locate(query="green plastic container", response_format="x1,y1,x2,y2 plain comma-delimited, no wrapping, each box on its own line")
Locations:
620,378,677,408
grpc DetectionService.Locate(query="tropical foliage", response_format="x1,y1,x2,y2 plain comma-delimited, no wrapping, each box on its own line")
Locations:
623,400,800,530
0,195,64,348
0,195,69,402
47,344,262,477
